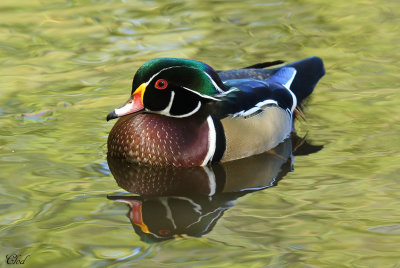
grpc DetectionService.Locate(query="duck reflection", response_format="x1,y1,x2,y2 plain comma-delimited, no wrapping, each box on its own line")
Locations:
107,135,321,242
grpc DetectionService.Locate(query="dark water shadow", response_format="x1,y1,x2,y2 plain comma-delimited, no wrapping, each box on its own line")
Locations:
107,135,322,243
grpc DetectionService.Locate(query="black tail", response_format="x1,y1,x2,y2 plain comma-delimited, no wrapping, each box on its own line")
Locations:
284,56,325,104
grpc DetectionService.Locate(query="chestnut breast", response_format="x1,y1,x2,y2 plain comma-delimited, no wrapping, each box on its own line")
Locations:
107,113,211,167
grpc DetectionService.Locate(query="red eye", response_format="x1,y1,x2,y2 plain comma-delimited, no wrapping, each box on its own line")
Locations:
154,79,168,90
158,229,171,236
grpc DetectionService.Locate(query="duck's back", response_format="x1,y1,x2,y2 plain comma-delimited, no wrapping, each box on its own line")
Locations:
215,56,325,162
217,56,325,104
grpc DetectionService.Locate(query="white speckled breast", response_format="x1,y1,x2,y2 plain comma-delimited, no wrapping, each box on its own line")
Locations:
107,113,210,167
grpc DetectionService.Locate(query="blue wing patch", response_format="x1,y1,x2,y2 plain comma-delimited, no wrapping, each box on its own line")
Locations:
266,67,297,89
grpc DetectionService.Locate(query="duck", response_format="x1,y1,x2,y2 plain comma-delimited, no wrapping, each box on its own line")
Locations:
106,57,325,167
107,135,323,242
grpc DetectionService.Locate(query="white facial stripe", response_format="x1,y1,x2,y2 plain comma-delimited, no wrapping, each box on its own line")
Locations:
154,90,202,118
202,71,225,93
146,65,223,95
143,64,223,117
146,66,179,85
182,86,220,101
201,116,216,166
168,101,201,118
157,91,175,115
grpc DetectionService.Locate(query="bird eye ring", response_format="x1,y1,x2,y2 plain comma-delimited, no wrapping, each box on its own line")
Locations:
158,229,171,236
154,79,168,90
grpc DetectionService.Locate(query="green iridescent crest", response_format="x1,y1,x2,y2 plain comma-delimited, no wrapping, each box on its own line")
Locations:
132,58,226,96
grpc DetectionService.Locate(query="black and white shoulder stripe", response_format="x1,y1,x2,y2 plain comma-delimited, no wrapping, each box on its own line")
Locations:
208,67,298,120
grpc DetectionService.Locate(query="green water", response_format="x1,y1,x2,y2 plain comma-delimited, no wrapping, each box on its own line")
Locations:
1,0,399,267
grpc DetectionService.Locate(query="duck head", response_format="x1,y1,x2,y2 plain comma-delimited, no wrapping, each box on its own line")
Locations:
107,58,226,120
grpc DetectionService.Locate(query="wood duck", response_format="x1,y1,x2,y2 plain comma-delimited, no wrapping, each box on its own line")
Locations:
107,134,322,197
106,138,294,241
107,57,325,167
107,135,323,242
